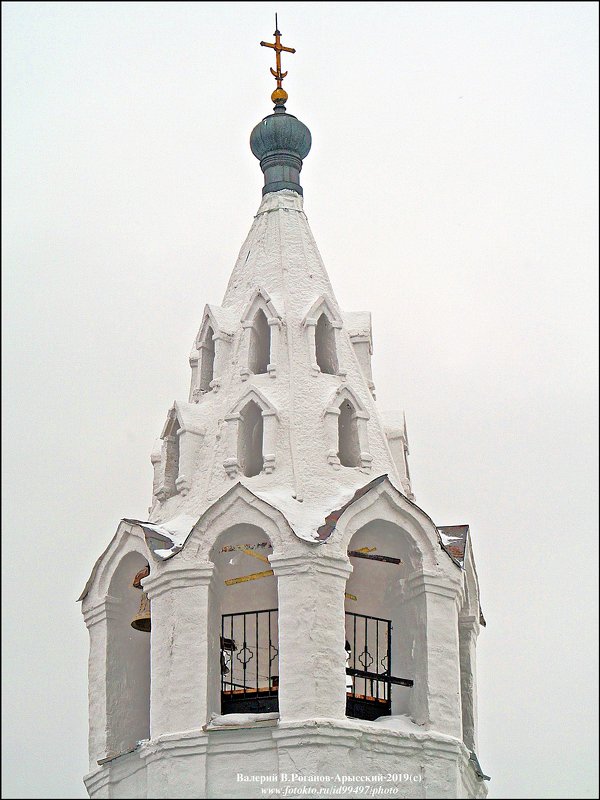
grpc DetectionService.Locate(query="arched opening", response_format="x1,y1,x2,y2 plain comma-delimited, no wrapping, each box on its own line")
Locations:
159,414,180,499
338,400,361,467
238,400,264,477
210,525,279,716
249,309,270,375
106,551,151,755
199,326,215,392
344,521,420,720
315,313,338,374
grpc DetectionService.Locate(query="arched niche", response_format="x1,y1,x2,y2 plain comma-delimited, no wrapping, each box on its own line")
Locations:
240,289,282,380
324,385,372,472
302,295,343,377
223,389,278,478
248,309,271,375
156,411,180,501
238,400,264,477
338,398,361,467
198,325,215,392
106,550,151,755
344,519,421,720
315,312,339,375
208,524,279,716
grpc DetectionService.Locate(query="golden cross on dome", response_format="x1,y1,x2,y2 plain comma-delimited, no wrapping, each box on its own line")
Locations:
260,14,296,105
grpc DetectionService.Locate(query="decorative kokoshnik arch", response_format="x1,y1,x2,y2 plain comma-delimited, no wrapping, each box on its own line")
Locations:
324,384,372,472
190,304,236,399
239,288,283,380
223,387,279,478
302,295,343,377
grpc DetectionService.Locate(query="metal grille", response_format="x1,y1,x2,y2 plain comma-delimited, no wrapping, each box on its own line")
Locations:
345,611,392,719
221,609,279,714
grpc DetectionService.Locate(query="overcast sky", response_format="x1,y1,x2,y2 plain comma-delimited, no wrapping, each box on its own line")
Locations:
2,2,598,798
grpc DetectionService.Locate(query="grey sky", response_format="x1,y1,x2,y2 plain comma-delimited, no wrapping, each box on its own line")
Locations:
2,2,598,798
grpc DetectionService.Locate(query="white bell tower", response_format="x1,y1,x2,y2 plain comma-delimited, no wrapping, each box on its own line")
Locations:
80,21,488,800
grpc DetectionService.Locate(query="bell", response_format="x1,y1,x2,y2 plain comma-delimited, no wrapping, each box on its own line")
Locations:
131,565,151,632
131,590,151,632
220,636,236,676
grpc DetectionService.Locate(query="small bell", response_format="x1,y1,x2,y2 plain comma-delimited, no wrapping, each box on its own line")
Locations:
220,636,236,676
131,565,151,632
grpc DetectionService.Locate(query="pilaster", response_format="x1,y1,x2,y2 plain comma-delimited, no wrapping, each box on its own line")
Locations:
82,595,122,769
405,571,464,738
270,553,352,721
143,562,216,737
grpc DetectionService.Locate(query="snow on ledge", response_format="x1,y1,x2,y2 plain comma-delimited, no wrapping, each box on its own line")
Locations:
123,514,198,559
204,712,279,730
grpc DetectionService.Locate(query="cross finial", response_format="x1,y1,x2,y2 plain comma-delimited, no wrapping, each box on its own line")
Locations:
260,15,296,108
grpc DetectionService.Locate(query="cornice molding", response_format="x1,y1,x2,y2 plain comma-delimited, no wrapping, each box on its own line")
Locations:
142,563,214,600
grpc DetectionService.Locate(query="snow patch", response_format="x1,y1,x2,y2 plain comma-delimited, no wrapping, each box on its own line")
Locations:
253,484,361,543
207,712,279,728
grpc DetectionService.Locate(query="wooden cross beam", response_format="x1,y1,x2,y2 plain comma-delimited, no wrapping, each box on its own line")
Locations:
224,569,274,586
242,548,270,564
348,550,402,565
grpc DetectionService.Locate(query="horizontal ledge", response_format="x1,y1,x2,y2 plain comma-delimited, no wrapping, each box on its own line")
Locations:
203,719,279,732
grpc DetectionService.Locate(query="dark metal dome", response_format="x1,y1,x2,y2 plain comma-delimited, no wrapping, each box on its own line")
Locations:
250,107,312,196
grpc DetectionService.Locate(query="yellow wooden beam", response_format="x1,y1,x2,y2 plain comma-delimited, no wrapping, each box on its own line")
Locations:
345,592,357,602
224,569,274,586
242,548,270,564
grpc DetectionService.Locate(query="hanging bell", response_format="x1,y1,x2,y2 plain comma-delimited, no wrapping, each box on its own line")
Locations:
131,590,151,632
131,565,151,632
220,636,236,675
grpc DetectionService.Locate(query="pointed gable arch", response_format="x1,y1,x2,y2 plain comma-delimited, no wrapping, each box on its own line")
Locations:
302,295,342,327
79,520,153,605
155,406,181,500
241,287,281,324
195,304,236,348
156,403,207,500
160,404,182,439
228,386,278,418
79,521,153,762
326,384,369,419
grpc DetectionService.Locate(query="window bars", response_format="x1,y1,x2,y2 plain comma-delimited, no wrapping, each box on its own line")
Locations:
345,611,413,721
221,609,279,714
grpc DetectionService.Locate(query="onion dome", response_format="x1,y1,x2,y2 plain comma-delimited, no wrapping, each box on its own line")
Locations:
250,105,312,196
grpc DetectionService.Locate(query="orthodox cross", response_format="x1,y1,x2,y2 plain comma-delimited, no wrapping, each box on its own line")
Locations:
260,15,295,102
